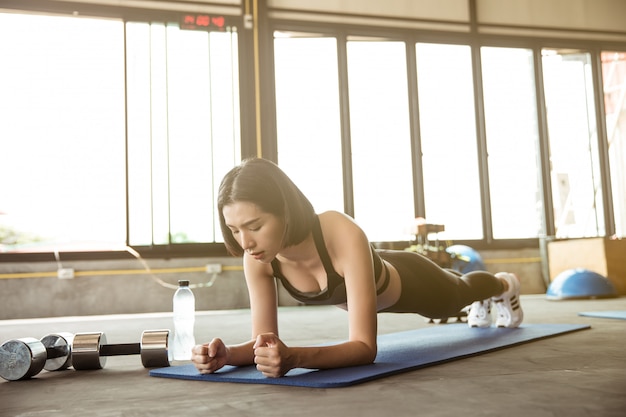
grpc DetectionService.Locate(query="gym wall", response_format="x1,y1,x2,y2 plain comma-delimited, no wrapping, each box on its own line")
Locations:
0,248,545,320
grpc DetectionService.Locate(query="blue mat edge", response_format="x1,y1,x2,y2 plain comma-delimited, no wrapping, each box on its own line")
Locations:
578,311,626,320
150,323,590,388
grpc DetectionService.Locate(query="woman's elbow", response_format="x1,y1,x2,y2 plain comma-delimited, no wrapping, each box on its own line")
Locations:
360,343,377,365
348,340,377,366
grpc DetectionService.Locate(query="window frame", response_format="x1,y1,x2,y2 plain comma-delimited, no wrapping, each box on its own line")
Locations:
264,19,624,251
0,3,248,262
1,3,624,263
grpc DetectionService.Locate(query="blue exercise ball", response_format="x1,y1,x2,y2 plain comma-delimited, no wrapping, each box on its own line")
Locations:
546,268,617,300
446,245,486,273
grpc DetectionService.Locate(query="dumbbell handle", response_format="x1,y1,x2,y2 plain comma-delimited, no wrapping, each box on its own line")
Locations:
100,343,141,357
45,342,141,359
43,346,69,360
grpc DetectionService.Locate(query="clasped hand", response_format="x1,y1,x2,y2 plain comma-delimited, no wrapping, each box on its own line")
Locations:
191,333,293,378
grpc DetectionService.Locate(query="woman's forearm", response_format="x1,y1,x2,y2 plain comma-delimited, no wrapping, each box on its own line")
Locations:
226,339,257,366
290,340,377,370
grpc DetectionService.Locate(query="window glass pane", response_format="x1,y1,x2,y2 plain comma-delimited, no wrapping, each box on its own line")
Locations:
601,51,626,237
274,33,343,213
416,43,482,239
127,23,240,246
481,47,542,239
542,49,604,238
0,13,126,252
168,28,241,244
126,22,154,246
347,40,414,241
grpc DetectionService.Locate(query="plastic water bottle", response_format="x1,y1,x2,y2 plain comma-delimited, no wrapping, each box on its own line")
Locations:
172,280,196,360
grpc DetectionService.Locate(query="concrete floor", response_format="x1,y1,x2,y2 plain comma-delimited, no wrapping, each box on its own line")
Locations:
1,295,625,417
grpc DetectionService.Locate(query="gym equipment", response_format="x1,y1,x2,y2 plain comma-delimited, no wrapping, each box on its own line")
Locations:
41,332,74,371
72,329,170,370
0,333,74,381
446,244,486,273
546,268,617,300
150,323,589,388
0,329,170,381
0,338,47,381
406,221,452,268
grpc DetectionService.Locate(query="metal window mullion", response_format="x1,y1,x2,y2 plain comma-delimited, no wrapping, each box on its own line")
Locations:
533,47,556,238
149,24,156,246
336,32,354,217
123,21,131,246
591,48,616,236
405,39,425,218
164,24,172,246
470,43,493,243
207,32,216,242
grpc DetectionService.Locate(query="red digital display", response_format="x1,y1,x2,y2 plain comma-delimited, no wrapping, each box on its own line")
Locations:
180,14,227,31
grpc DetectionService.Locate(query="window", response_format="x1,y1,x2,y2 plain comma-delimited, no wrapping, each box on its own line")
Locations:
126,22,240,246
0,13,126,252
0,12,241,253
481,47,542,239
347,39,414,241
274,32,344,213
3,10,622,257
542,49,604,238
416,43,482,239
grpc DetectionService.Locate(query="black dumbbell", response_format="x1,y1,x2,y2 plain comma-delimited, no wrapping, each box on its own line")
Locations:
71,330,170,370
0,333,74,381
0,329,170,381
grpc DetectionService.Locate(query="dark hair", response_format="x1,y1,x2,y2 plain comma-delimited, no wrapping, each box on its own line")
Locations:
217,158,316,256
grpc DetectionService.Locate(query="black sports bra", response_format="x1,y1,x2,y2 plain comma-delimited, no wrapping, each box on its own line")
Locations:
271,215,390,305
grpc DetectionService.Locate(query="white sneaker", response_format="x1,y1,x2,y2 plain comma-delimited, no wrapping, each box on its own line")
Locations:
467,299,492,328
493,272,524,328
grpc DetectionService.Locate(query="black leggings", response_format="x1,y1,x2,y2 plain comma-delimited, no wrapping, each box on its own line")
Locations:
378,250,504,319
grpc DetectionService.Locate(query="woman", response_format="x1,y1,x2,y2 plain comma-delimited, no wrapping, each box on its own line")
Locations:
191,158,523,378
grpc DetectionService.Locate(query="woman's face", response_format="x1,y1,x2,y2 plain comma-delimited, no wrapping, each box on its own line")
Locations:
222,201,286,263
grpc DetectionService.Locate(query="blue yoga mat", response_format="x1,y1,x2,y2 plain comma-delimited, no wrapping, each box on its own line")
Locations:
579,310,626,320
150,323,589,388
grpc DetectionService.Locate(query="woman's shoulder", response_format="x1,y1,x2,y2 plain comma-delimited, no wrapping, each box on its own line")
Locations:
318,210,354,226
317,211,367,241
317,211,372,272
